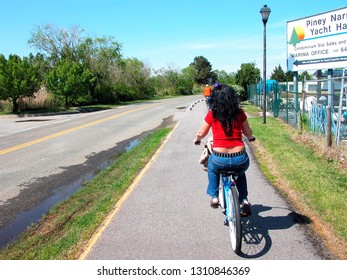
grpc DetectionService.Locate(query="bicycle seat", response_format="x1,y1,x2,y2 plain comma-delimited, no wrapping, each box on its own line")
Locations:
219,169,243,177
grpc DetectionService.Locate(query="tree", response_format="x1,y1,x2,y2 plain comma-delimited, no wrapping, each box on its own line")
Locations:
28,53,51,83
190,56,217,85
270,64,286,82
235,62,261,96
283,71,313,83
174,66,194,95
214,69,236,85
79,36,123,103
299,71,313,81
0,54,41,112
28,24,85,63
115,58,154,101
29,24,124,104
181,65,197,82
45,59,95,108
159,67,180,89
285,71,294,82
151,66,194,96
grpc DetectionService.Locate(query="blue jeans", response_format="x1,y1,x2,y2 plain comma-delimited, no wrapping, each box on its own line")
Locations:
207,152,250,202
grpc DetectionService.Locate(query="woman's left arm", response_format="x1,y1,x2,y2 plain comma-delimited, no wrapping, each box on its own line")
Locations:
242,119,254,140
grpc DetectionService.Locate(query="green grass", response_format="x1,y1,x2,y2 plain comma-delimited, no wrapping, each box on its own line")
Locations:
248,116,347,245
0,127,172,260
241,101,262,114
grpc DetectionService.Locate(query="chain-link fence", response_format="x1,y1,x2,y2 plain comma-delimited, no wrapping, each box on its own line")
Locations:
247,73,347,146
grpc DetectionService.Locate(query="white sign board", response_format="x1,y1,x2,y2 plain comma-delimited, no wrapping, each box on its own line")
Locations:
287,7,347,71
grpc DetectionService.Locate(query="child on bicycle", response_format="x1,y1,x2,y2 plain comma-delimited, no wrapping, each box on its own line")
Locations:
194,84,255,217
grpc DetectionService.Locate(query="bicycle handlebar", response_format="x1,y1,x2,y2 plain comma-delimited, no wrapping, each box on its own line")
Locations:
194,137,255,146
194,136,255,146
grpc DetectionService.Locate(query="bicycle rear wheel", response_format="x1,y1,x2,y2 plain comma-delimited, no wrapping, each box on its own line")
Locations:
226,186,242,254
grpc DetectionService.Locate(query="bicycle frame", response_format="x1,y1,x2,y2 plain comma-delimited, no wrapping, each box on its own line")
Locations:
219,173,237,216
219,171,242,254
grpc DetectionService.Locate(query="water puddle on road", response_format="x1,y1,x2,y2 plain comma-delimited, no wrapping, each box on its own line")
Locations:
0,139,140,249
0,172,96,249
125,139,140,151
0,117,175,250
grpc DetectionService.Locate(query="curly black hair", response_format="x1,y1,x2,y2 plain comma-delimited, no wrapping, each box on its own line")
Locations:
208,84,241,137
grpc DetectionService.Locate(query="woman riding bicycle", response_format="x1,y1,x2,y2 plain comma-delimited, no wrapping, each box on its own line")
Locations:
194,84,255,217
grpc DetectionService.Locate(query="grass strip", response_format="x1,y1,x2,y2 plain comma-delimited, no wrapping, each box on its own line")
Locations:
247,115,347,258
0,127,172,260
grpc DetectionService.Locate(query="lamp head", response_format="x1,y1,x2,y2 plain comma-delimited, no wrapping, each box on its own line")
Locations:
260,5,271,24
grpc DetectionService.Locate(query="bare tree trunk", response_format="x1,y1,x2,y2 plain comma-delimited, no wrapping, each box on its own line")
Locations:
12,98,19,113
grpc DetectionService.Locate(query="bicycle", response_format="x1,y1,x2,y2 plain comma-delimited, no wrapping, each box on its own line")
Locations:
196,137,255,254
218,136,255,254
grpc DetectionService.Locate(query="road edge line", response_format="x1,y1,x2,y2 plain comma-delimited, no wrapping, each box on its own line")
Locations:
78,121,180,260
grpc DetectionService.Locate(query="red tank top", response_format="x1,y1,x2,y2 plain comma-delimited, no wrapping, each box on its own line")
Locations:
204,109,247,148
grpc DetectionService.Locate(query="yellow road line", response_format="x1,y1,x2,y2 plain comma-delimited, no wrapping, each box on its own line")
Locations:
0,104,155,155
78,121,179,260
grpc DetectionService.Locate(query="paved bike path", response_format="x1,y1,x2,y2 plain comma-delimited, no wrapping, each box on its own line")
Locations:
83,101,325,260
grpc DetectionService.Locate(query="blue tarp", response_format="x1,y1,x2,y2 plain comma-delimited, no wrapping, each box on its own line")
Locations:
257,79,277,93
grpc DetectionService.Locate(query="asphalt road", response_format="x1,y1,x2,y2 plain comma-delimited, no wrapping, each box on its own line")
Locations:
0,96,200,248
83,99,332,260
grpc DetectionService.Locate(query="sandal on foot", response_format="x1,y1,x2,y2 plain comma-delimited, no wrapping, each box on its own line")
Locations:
210,197,219,209
240,200,251,217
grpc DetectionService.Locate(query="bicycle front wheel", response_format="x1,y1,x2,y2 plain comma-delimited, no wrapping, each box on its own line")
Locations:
226,186,242,254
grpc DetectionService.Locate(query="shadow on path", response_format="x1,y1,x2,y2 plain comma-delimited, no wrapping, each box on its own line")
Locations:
237,204,311,258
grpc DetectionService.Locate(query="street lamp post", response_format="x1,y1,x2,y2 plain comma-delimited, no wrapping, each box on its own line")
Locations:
260,4,271,124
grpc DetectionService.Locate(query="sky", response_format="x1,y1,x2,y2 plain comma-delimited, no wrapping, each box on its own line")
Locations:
0,0,346,75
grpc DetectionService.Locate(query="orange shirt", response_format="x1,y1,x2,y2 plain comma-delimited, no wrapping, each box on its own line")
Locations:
203,86,211,97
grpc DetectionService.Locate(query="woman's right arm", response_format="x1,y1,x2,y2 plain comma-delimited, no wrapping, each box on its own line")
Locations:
194,121,211,145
